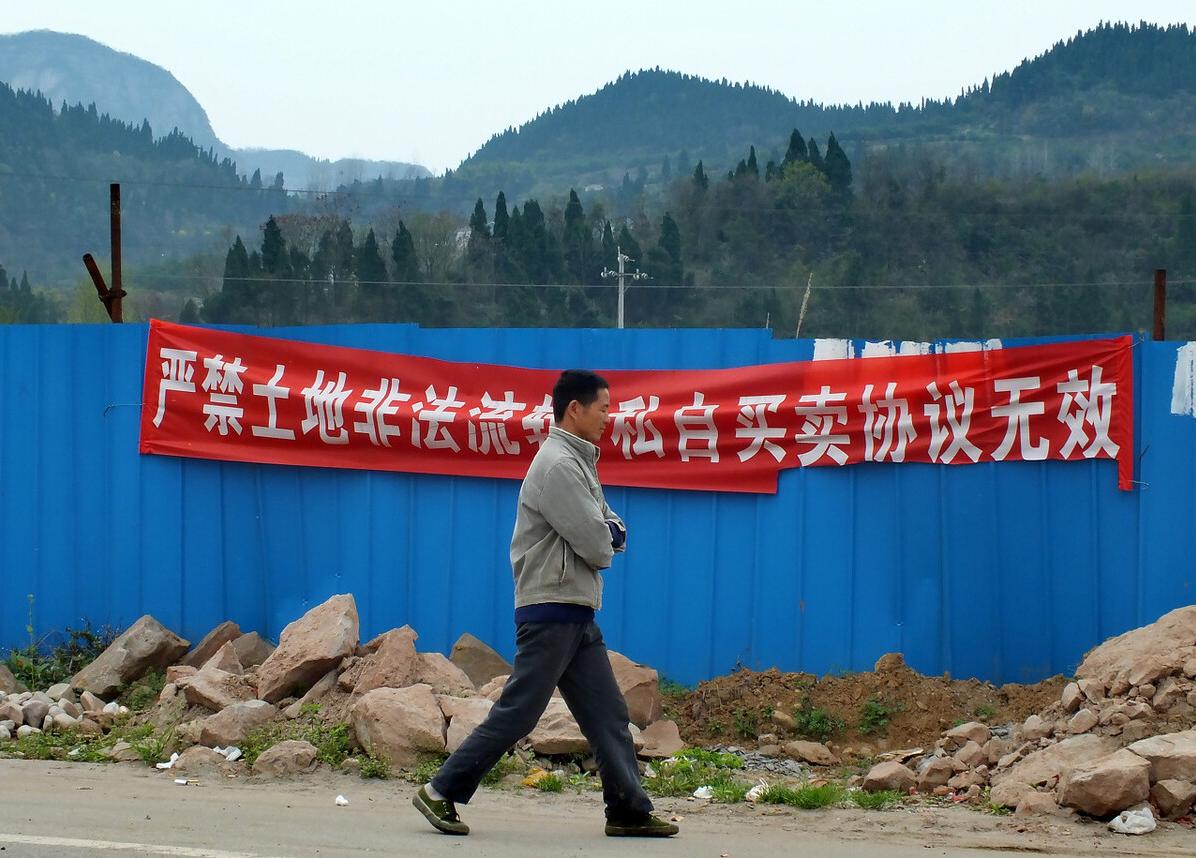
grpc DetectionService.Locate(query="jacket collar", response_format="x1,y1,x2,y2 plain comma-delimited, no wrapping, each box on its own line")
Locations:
549,426,600,463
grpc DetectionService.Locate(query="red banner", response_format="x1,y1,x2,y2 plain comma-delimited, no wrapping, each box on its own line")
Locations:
139,320,1135,493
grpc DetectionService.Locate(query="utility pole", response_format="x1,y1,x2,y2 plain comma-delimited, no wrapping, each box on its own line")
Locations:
82,183,127,322
600,245,647,329
1153,268,1167,341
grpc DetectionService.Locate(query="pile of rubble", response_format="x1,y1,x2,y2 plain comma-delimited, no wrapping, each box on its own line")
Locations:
854,605,1196,827
0,593,686,775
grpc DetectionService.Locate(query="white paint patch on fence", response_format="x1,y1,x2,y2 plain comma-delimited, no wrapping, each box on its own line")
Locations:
812,338,852,361
1171,342,1196,416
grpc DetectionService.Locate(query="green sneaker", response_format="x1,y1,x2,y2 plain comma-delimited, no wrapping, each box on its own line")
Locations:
604,814,679,837
412,786,469,835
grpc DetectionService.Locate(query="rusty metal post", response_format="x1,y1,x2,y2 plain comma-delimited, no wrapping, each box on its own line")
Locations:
109,183,124,322
1153,268,1166,341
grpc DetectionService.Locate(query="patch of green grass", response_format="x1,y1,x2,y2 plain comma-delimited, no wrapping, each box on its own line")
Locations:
120,669,165,711
644,749,748,798
792,698,846,742
480,752,524,786
973,704,996,721
534,773,564,792
674,747,744,769
406,754,448,784
710,781,750,803
732,708,760,739
4,596,121,690
850,789,903,809
565,772,601,792
759,783,845,809
858,697,901,736
359,753,391,779
240,715,352,768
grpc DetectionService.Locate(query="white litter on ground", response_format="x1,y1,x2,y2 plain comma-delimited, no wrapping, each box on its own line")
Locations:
1108,806,1156,835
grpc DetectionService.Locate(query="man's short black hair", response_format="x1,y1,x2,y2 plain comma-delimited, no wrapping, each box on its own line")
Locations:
552,369,609,422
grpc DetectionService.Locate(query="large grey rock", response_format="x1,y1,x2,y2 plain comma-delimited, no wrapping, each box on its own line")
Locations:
20,699,50,727
252,740,317,777
256,594,358,703
450,633,512,688
182,621,242,668
1057,749,1151,818
607,651,662,728
350,684,445,767
782,740,839,767
179,667,255,711
1124,727,1196,785
413,653,474,696
352,626,419,695
640,719,686,759
70,615,190,697
917,757,956,792
944,721,990,747
1127,729,1196,783
1077,605,1196,692
0,663,19,694
199,700,277,747
992,734,1118,790
230,632,275,668
172,746,227,773
862,761,916,793
0,701,22,725
437,695,493,754
1068,709,1099,735
528,699,589,755
201,642,244,676
1151,779,1196,819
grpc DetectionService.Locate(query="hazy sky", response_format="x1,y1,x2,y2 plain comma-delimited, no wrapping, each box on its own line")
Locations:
4,1,1196,174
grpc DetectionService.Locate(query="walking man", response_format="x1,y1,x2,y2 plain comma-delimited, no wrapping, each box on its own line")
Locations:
413,369,679,838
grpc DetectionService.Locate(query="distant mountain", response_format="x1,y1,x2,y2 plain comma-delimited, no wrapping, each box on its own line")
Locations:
457,22,1196,196
0,30,431,188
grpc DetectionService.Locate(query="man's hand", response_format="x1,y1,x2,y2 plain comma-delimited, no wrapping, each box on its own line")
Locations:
606,520,626,550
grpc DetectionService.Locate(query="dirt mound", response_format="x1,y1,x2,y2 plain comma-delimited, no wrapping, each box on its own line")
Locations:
671,654,1066,758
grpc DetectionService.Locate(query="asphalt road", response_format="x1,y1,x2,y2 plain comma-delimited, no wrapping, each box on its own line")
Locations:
2,760,1190,858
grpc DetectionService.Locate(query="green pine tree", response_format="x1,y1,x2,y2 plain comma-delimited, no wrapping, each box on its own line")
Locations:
783,129,808,167
823,133,853,194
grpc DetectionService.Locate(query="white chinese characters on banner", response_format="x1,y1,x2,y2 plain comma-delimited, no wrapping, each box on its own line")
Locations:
153,348,197,428
859,382,916,462
353,377,411,447
924,380,981,464
301,370,352,445
674,392,719,462
735,394,786,463
411,385,465,452
794,386,850,466
251,364,295,440
991,376,1049,461
468,391,526,455
610,395,665,459
146,349,1123,475
1057,366,1119,458
201,353,247,436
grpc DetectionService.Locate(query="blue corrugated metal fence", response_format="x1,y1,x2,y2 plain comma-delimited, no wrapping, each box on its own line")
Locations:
0,323,1191,686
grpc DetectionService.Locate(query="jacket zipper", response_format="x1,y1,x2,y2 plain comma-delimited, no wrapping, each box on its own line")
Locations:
559,541,568,584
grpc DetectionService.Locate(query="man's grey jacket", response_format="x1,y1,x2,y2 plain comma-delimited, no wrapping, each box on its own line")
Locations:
510,426,626,611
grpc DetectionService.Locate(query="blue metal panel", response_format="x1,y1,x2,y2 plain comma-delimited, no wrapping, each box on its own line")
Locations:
1,323,1191,688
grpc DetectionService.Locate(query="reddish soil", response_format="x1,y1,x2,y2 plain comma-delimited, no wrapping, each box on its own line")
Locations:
670,655,1066,759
